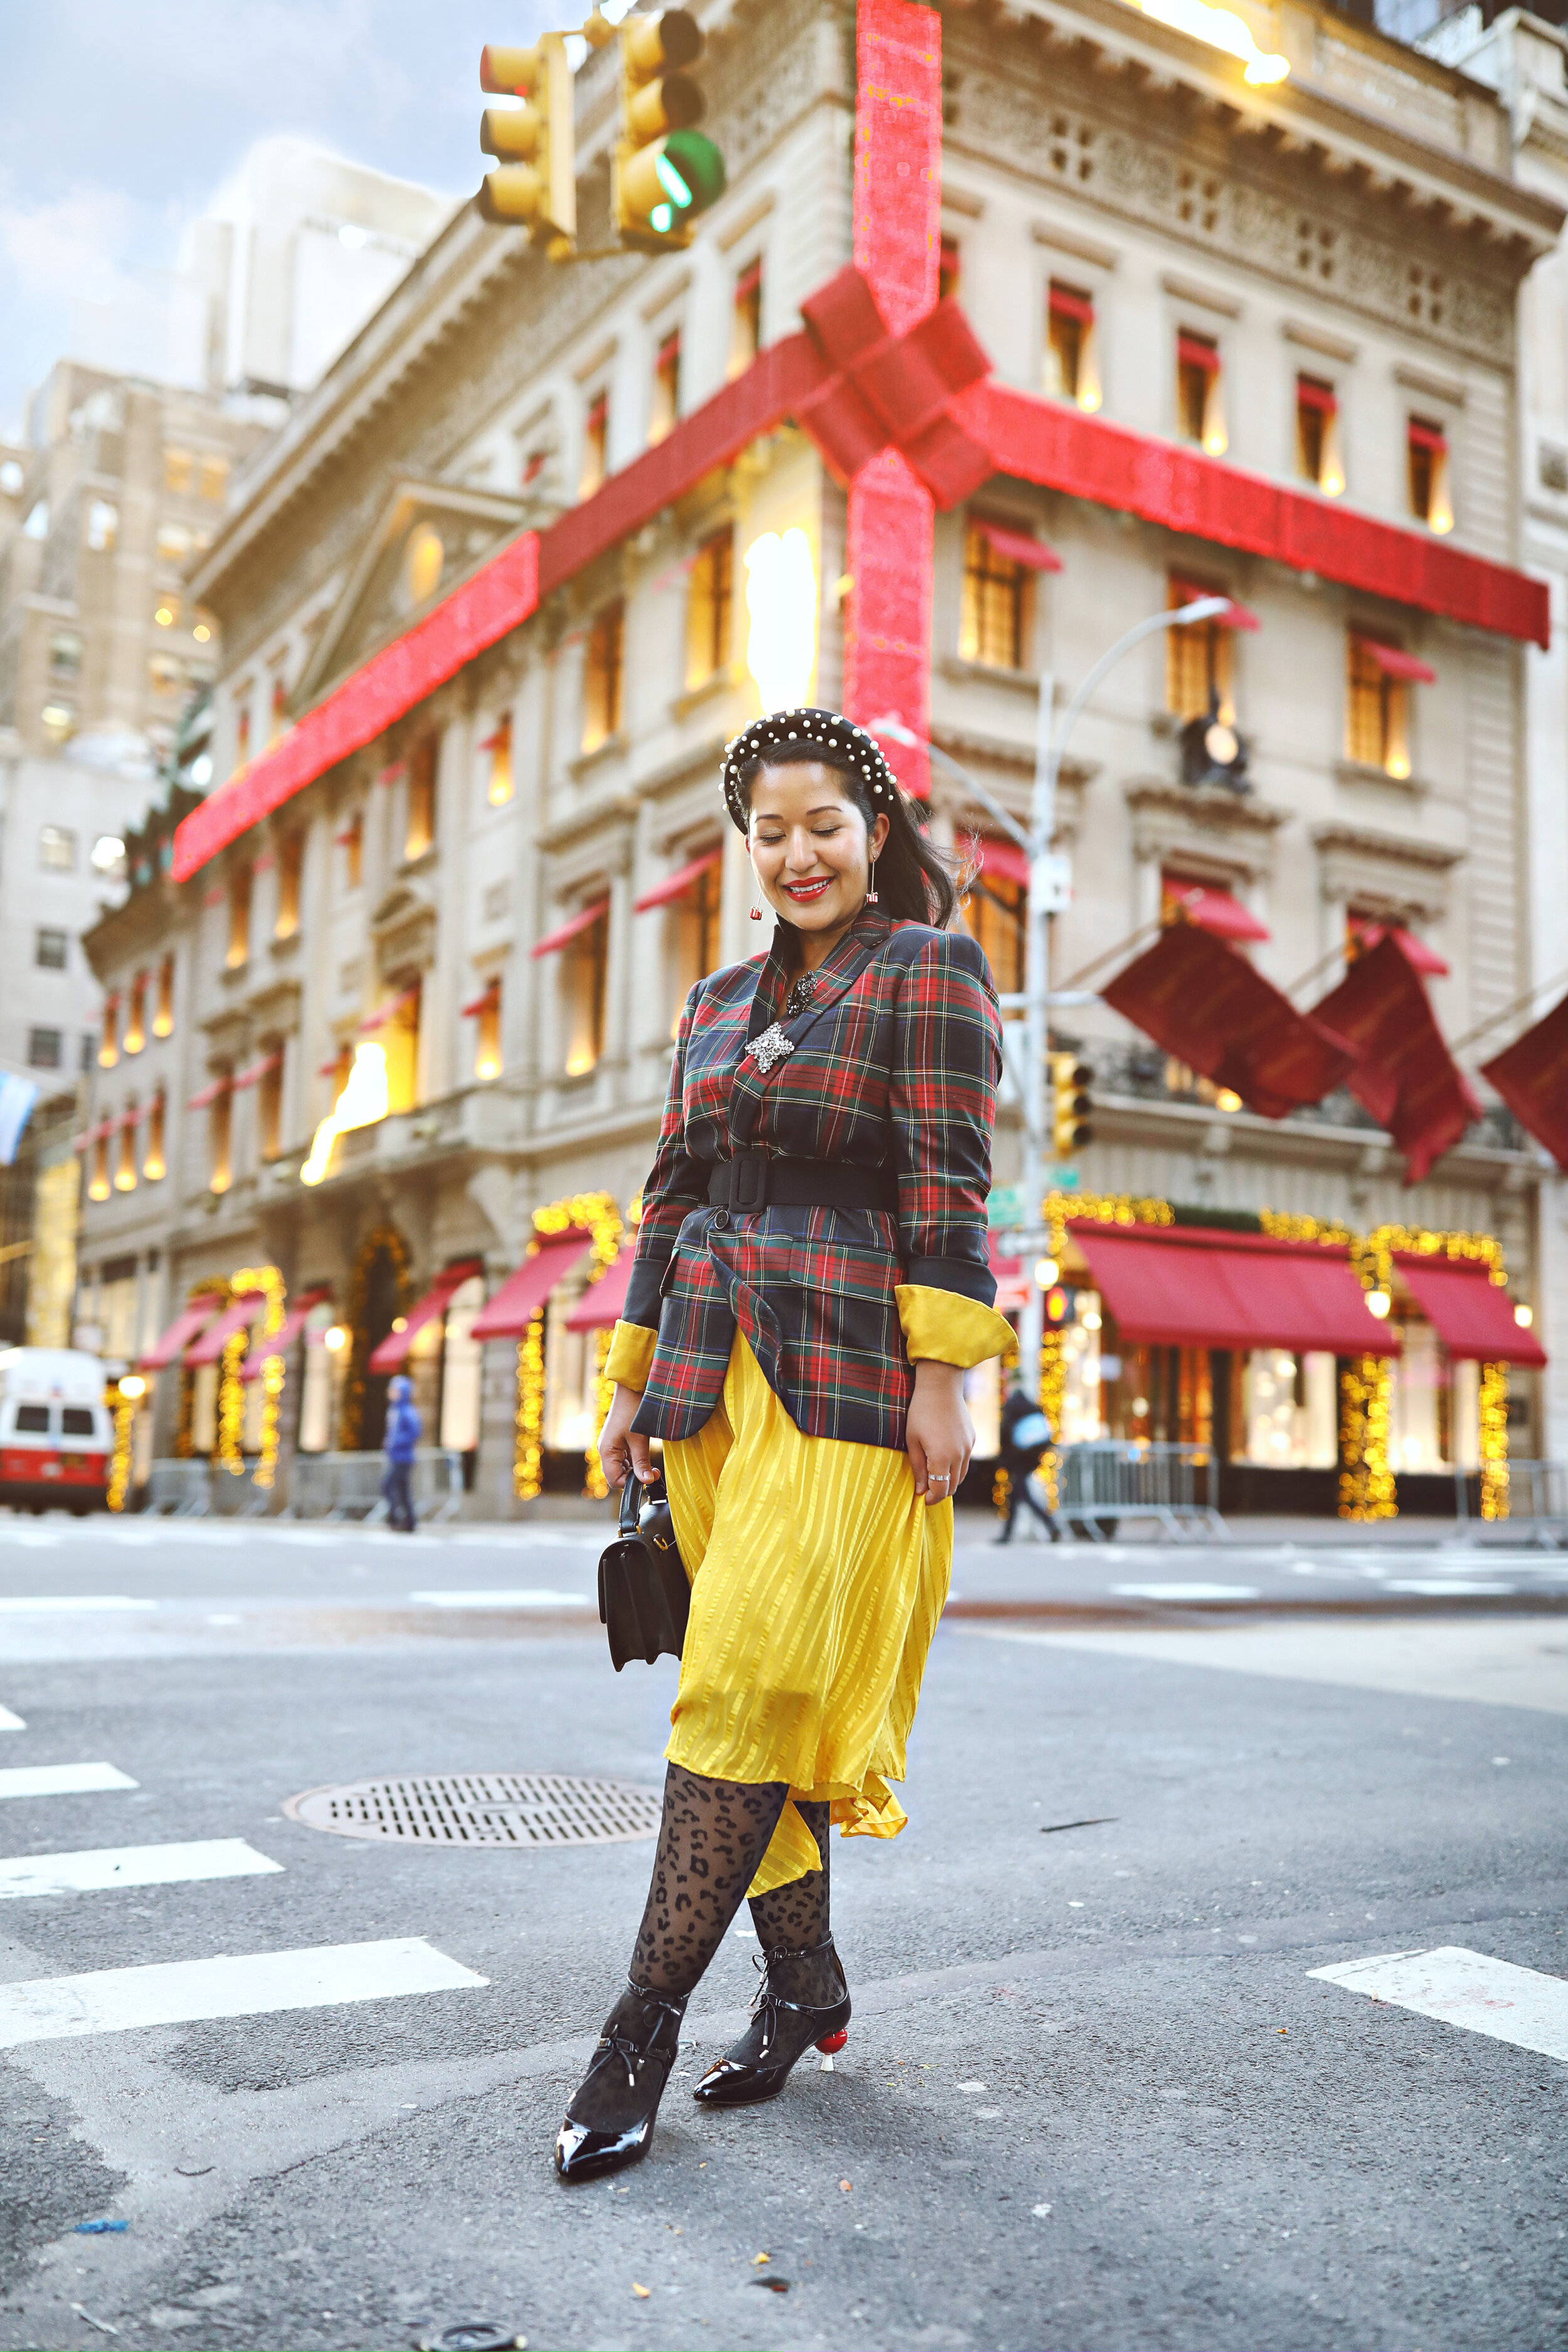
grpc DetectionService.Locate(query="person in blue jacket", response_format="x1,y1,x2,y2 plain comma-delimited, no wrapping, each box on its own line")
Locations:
381,1373,421,1532
995,1379,1061,1544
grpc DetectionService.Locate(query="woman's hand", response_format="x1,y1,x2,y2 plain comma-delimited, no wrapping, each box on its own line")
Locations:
905,1359,974,1505
596,1382,655,1492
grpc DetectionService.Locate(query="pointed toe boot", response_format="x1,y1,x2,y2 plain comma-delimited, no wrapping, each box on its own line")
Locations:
554,1983,687,2182
693,1936,850,2109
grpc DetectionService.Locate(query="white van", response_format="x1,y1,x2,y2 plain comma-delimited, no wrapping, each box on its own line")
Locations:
0,1348,114,1514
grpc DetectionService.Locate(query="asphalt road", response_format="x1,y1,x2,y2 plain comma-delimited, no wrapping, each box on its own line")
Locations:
0,1519,1564,2352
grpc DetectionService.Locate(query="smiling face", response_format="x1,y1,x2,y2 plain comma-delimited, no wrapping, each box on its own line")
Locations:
746,761,890,954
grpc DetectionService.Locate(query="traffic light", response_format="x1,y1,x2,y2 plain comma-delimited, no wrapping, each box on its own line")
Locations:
1179,687,1250,793
478,32,576,247
614,9,727,250
1051,1051,1093,1158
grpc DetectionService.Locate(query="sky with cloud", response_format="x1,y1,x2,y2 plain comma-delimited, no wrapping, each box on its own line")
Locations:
0,0,562,435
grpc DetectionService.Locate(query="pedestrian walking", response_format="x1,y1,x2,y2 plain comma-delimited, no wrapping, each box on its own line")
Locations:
380,1372,420,1533
556,708,1012,2181
995,1378,1062,1544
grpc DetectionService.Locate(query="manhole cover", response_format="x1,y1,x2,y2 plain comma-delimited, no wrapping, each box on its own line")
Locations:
282,1772,662,1846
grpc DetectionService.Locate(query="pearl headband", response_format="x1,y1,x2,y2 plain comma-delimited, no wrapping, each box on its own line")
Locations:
721,706,899,834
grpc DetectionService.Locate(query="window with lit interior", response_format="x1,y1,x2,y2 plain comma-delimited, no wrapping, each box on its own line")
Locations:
582,602,625,750
686,531,733,688
1175,331,1225,453
959,522,1030,671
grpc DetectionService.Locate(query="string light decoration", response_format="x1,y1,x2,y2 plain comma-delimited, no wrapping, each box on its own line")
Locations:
1338,1352,1396,1521
107,1388,136,1513
992,1327,1019,1519
1478,1360,1510,1520
1034,1192,1173,1505
174,1275,230,1457
1362,1222,1509,1521
338,1227,411,1450
225,1264,287,1487
514,1190,627,1501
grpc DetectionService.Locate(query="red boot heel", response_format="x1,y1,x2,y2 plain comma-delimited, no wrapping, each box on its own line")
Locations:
815,2030,848,2054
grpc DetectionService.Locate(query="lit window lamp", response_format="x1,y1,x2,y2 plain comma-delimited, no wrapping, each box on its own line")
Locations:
1408,417,1453,534
465,979,503,1081
142,1091,166,1183
114,1109,138,1192
123,972,147,1055
480,714,513,806
1296,375,1343,497
88,1129,111,1203
1046,283,1100,413
152,954,175,1037
1177,331,1226,455
98,993,120,1069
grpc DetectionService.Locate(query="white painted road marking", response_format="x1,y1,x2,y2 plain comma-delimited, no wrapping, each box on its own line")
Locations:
1310,1946,1568,2063
0,1839,282,1900
0,1762,138,1800
0,1703,24,1730
1110,1583,1262,1602
1385,1579,1516,1597
0,1936,489,2047
408,1589,592,1608
0,1597,156,1613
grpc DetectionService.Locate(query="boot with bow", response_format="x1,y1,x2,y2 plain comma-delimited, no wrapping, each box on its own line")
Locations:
692,1935,850,2107
554,1981,687,2181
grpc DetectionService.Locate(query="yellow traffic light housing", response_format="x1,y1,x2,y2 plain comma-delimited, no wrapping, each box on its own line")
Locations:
1051,1052,1093,1159
478,33,575,247
614,9,728,251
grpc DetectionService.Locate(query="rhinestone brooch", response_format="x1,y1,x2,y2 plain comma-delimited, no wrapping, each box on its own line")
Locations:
750,1024,796,1074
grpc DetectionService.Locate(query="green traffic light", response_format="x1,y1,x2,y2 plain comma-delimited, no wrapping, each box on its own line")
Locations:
659,129,726,217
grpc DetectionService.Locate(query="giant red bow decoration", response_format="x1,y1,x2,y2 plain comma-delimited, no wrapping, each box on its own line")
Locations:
1480,991,1568,1171
1311,931,1480,1183
1102,926,1357,1121
796,264,993,511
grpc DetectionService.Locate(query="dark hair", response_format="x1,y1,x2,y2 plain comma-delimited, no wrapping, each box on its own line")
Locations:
721,706,959,930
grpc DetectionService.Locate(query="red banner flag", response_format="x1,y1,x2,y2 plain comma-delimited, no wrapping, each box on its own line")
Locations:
1480,991,1568,1170
1310,932,1480,1183
1101,925,1355,1120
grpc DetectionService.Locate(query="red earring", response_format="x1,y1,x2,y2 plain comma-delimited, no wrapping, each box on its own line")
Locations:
749,901,763,921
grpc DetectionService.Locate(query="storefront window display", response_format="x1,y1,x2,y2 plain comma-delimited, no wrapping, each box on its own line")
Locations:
1240,1349,1337,1468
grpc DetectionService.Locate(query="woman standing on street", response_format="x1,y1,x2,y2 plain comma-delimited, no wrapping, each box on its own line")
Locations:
555,709,1012,2182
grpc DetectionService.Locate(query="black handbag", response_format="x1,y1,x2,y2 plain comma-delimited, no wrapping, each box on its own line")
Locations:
597,1473,691,1671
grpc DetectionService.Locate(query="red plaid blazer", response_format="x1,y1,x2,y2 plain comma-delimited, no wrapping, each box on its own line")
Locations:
623,909,1003,1449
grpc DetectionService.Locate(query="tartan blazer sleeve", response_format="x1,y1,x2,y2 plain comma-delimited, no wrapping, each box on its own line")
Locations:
620,982,709,1330
887,926,1002,1303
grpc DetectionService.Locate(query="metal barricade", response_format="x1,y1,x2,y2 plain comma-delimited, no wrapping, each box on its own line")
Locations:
145,1459,214,1517
1055,1441,1227,1543
1448,1458,1568,1549
283,1448,465,1525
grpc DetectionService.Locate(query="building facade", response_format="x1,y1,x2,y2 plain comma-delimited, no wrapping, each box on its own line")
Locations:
77,0,1565,1517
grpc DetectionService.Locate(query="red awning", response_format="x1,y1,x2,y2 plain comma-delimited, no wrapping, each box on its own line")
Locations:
1351,921,1448,977
233,1051,282,1090
564,1251,635,1332
531,899,609,960
1296,378,1338,415
239,1288,331,1382
1048,286,1094,325
988,1231,1029,1310
358,987,418,1034
1171,578,1261,630
460,982,500,1017
634,848,722,914
368,1259,484,1374
1167,882,1269,944
186,1076,231,1110
470,1231,596,1339
1311,932,1479,1183
1073,1222,1401,1357
1481,992,1568,1171
1396,1256,1547,1368
978,521,1062,573
1353,635,1436,686
1177,334,1220,375
184,1292,269,1367
139,1299,223,1371
1408,420,1448,454
977,837,1030,889
1103,924,1355,1120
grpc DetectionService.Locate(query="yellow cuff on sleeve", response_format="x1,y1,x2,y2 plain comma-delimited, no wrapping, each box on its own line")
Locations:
896,1284,1016,1369
604,1319,657,1391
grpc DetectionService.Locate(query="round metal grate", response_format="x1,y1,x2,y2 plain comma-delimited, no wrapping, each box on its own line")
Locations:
282,1772,662,1847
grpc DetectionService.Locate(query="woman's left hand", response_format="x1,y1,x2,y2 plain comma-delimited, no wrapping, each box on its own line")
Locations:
906,1359,975,1505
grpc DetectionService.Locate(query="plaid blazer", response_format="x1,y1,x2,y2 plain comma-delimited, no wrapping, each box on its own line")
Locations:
623,908,1003,1449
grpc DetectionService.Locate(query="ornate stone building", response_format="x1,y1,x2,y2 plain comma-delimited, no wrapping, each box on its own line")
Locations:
78,0,1565,1517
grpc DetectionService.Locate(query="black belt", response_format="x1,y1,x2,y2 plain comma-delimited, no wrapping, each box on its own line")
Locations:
706,1150,897,1214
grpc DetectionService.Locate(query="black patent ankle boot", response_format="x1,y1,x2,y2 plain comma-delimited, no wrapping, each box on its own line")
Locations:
555,1981,687,2181
692,1936,850,2107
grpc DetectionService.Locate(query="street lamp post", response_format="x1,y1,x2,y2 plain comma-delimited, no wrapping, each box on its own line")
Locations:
873,595,1227,1403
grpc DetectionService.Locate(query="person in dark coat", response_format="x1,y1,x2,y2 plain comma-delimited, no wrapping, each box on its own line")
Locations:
995,1379,1061,1544
381,1373,421,1532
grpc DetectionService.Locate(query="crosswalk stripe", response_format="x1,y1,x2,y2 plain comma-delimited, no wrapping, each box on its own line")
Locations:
0,1704,24,1730
408,1589,592,1608
0,1596,156,1613
0,1936,489,2047
0,1839,282,1900
1309,1946,1568,2063
0,1763,138,1800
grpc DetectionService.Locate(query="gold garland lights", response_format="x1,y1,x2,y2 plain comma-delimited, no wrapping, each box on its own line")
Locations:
226,1264,287,1486
513,1190,627,1502
1036,1192,1173,1507
107,1389,136,1513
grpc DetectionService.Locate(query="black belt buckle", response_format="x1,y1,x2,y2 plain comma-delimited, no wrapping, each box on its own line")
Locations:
728,1147,770,1213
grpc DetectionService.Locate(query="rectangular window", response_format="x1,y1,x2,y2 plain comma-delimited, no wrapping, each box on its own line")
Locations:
959,522,1030,671
564,908,609,1076
1345,634,1410,778
381,985,421,1115
98,994,119,1069
198,452,229,501
964,866,1027,997
235,701,251,770
124,970,147,1054
35,928,67,970
268,674,288,747
86,499,117,552
209,1084,233,1195
1165,580,1233,723
143,1089,166,1182
580,391,608,499
339,812,364,889
729,258,762,378
1408,416,1453,533
1176,331,1225,453
1296,374,1343,495
482,714,512,808
152,954,175,1038
28,1027,62,1070
939,234,961,302
226,865,252,968
50,630,83,677
650,329,681,445
686,530,733,687
672,857,723,1026
1046,283,1099,411
405,736,437,856
164,447,193,494
472,981,502,1081
258,1057,283,1159
88,1130,110,1201
275,833,302,937
114,1112,137,1194
39,825,76,871
582,602,625,751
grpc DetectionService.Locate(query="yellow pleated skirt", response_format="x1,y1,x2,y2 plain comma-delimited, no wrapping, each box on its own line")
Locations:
661,1328,952,1898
